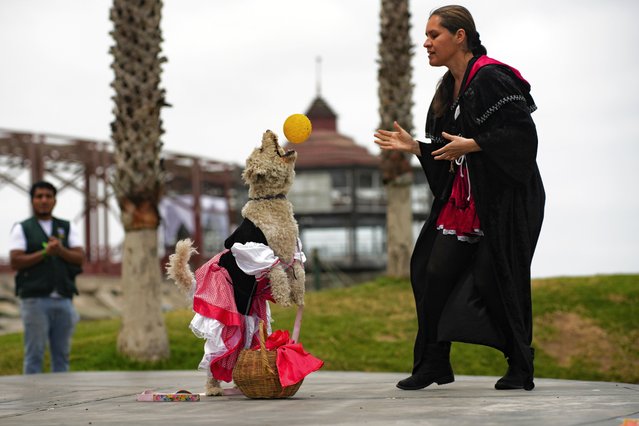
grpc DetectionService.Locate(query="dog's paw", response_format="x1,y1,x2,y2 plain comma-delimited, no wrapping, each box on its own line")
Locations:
290,264,306,306
268,266,293,307
273,288,293,307
205,377,224,396
291,289,304,306
205,387,224,397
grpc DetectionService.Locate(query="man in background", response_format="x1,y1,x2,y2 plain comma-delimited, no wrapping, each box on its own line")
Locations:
9,181,84,374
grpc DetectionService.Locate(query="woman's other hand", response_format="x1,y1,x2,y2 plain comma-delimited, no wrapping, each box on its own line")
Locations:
374,121,421,156
431,131,481,161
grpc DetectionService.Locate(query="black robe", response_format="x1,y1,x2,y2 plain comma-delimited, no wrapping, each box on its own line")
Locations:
413,56,545,379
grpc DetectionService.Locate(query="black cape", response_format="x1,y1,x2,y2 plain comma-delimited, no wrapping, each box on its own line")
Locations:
414,56,545,378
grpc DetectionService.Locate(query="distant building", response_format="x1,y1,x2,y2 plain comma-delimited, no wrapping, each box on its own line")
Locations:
0,129,239,273
0,98,433,274
285,95,431,271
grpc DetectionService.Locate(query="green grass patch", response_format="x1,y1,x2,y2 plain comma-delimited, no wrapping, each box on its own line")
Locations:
1,274,637,383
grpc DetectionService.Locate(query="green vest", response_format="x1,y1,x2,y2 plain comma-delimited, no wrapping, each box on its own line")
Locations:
14,217,81,299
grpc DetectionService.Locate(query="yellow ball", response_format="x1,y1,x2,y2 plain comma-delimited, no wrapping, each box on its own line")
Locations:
283,114,312,144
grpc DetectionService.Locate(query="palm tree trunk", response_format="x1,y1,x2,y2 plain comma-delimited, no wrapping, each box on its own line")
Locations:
385,175,413,277
117,229,169,360
378,0,414,278
110,0,169,361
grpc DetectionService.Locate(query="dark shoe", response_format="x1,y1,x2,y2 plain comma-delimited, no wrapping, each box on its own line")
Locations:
495,348,535,391
494,365,534,390
397,342,454,390
396,370,454,390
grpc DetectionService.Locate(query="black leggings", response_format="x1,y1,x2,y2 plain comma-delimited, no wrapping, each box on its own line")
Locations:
421,232,513,352
423,232,478,343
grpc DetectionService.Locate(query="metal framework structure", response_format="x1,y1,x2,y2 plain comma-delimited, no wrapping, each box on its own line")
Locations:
0,128,241,274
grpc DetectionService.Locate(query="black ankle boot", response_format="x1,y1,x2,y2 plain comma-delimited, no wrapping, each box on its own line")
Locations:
397,342,454,390
396,369,454,390
495,348,535,391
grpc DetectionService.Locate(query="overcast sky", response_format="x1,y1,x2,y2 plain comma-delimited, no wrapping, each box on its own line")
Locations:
1,0,638,278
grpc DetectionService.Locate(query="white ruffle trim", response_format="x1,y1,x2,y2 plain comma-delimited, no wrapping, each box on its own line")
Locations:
231,242,278,276
191,307,273,377
189,313,226,341
437,226,484,243
231,239,306,277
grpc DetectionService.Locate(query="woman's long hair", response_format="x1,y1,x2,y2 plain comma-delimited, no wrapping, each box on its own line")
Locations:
430,5,487,117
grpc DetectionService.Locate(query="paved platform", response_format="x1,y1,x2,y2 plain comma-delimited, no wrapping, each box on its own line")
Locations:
0,371,638,425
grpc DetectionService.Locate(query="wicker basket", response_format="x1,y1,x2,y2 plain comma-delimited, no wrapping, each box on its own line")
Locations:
232,322,303,399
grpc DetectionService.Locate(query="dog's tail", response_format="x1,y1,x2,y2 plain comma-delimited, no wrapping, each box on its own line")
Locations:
165,238,198,297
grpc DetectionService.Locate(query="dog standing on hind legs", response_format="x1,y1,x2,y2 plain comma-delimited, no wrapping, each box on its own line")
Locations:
166,130,306,396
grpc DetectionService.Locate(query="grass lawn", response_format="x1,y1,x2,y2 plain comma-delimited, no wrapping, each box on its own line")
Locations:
0,274,637,383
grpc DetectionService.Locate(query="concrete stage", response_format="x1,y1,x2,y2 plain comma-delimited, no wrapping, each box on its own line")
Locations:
0,371,638,425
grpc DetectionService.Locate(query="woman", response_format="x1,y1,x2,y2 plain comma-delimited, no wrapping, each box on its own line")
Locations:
374,5,545,391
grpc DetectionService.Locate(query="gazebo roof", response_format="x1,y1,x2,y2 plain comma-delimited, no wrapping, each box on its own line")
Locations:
284,96,380,169
306,96,337,120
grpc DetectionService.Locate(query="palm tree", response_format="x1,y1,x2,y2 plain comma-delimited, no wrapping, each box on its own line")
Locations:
378,0,414,278
109,0,170,361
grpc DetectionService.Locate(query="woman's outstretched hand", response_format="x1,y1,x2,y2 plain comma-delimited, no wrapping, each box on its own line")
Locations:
431,131,481,161
374,121,421,156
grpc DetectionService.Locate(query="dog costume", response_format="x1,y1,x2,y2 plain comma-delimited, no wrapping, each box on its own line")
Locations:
167,130,308,395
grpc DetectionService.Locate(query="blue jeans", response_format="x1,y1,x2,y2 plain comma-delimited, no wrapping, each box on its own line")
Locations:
20,297,79,374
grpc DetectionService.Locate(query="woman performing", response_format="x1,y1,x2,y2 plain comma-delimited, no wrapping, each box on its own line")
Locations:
374,5,545,391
